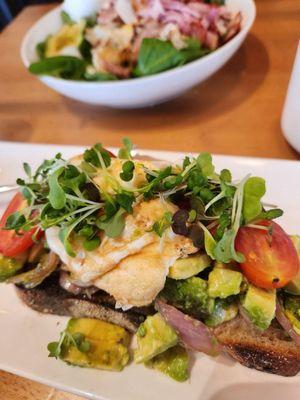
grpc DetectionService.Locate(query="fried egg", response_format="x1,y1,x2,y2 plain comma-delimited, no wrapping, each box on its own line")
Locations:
46,157,197,309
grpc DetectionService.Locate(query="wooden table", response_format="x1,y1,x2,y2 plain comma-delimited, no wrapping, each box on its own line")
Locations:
0,0,300,399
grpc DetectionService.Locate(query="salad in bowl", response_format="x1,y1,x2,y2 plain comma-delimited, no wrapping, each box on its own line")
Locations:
29,0,242,81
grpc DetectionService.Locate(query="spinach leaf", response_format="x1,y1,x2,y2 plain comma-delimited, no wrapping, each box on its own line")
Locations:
36,40,48,60
29,56,86,80
180,38,209,63
134,39,185,77
134,38,206,77
79,39,93,63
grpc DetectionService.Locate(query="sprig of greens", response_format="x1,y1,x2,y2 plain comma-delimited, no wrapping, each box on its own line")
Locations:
48,329,91,359
4,139,284,265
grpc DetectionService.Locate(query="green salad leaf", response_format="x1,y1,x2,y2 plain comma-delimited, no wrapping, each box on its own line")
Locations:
134,38,206,77
29,56,86,80
84,71,118,81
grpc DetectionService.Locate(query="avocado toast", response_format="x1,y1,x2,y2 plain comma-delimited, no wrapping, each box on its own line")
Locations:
0,139,299,380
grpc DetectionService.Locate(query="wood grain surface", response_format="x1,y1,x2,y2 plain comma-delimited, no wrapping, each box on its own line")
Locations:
0,0,300,399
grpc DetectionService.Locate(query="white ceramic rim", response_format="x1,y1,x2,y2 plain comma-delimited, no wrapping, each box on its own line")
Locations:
20,0,256,88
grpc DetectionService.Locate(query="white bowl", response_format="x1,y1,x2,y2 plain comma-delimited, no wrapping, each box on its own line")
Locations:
21,0,256,108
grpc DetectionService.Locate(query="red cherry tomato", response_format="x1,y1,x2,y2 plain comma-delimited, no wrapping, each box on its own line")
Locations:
0,193,42,257
235,220,299,289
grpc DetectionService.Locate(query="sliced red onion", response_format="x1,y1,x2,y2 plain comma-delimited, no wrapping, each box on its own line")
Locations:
59,271,85,296
155,299,222,356
276,300,300,346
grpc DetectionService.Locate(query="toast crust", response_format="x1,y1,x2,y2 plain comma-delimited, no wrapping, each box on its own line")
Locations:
15,274,153,332
214,316,300,376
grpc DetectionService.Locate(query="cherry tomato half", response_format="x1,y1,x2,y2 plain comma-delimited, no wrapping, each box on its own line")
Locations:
0,193,42,257
235,220,299,289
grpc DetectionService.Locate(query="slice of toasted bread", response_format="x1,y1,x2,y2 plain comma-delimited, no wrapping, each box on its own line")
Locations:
214,315,300,376
15,274,153,333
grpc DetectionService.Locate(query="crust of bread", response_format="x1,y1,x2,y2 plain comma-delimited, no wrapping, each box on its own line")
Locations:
214,316,300,376
15,274,153,332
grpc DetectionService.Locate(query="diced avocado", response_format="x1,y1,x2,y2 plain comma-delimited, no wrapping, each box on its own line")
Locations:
0,254,23,282
61,318,130,371
283,295,300,335
134,313,178,363
205,299,238,327
284,236,300,295
145,345,189,382
161,277,214,317
208,268,242,299
45,21,85,58
168,254,211,280
242,285,276,330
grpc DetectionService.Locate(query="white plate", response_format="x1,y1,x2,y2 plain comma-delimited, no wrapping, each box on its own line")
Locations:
0,141,299,400
21,0,256,108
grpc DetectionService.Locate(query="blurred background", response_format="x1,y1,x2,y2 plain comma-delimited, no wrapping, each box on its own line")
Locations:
0,0,57,30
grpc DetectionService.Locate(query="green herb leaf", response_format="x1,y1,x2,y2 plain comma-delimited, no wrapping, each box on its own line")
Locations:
48,167,66,210
97,208,126,238
59,226,76,257
118,138,133,160
120,160,135,181
242,177,266,223
83,236,101,251
61,10,74,25
116,192,135,214
214,229,244,263
84,143,111,168
5,211,26,230
257,208,283,221
23,162,32,178
29,56,86,80
47,341,61,358
197,153,215,177
152,211,173,237
220,169,232,183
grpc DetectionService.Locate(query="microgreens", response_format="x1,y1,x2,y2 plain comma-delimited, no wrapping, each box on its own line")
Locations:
152,211,173,237
4,140,283,264
48,329,91,359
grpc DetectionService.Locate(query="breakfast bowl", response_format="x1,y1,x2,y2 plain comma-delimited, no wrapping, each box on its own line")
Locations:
21,0,256,108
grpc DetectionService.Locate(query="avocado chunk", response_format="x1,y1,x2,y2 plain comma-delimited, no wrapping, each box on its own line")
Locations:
242,285,276,330
284,236,300,295
208,268,242,299
0,254,23,282
134,313,178,363
161,277,214,317
168,254,211,280
145,345,189,382
60,318,130,371
283,295,300,335
205,299,238,327
45,21,85,58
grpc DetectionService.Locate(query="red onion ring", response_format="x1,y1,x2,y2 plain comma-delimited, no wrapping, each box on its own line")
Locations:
155,299,222,356
276,299,300,346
